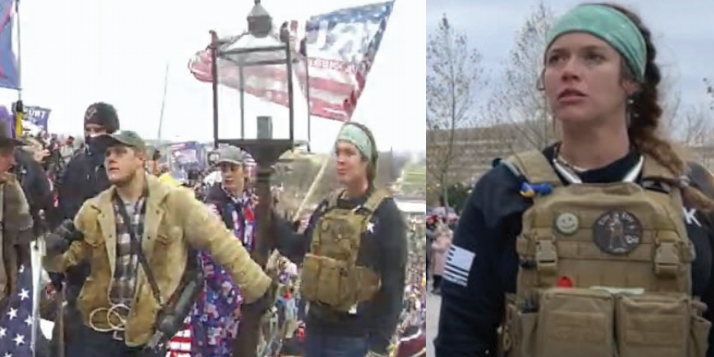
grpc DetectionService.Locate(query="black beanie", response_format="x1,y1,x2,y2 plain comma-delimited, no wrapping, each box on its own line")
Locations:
84,102,119,133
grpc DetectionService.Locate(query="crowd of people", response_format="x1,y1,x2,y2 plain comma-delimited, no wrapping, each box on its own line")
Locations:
425,212,456,296
0,101,428,357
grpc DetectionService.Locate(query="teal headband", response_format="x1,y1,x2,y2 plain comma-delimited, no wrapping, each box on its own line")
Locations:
546,4,647,82
336,124,373,161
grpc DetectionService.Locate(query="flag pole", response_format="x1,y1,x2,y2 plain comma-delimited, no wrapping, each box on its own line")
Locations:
157,62,169,142
13,2,39,355
13,0,22,138
291,108,366,222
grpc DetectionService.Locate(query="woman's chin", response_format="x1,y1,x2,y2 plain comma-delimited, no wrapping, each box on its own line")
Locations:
556,109,597,125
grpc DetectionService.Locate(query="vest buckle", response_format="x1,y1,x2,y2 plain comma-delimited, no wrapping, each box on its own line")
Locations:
535,240,557,273
654,242,679,277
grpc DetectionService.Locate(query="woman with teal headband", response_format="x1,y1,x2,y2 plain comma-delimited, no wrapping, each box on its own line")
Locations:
270,122,408,357
436,3,714,357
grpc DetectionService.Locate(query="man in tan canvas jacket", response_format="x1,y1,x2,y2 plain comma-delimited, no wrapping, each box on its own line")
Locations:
44,130,273,357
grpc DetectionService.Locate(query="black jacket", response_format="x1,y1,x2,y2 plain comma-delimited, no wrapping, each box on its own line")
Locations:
56,149,109,220
434,146,714,357
52,149,110,298
204,183,243,230
274,189,408,355
13,150,56,233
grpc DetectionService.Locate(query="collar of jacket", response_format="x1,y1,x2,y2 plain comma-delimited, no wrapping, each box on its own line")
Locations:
81,174,173,277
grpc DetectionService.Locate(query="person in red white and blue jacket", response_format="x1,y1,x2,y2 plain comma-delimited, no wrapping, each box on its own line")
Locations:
190,145,256,357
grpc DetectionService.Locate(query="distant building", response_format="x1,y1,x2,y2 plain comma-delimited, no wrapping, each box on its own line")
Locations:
427,123,714,197
426,123,529,187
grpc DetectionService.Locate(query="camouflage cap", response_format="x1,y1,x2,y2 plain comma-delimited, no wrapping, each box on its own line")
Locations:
216,145,245,165
107,130,146,151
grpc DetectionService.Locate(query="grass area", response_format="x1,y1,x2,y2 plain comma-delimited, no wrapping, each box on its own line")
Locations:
400,163,426,189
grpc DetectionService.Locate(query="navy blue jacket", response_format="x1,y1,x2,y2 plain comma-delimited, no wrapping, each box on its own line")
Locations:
274,189,408,355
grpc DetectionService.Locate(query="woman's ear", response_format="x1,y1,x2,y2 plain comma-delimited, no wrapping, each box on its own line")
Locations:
622,79,641,97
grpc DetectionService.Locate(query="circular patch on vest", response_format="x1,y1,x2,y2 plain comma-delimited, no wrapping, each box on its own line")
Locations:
593,210,643,255
554,212,579,235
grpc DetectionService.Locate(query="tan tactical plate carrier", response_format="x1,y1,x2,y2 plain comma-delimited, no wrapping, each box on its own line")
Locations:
300,189,386,312
498,150,711,357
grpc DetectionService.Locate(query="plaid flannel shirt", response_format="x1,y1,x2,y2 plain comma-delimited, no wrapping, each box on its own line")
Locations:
109,197,146,310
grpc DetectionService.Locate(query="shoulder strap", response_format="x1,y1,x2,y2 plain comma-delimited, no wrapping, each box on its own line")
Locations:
505,149,561,184
113,193,164,306
641,155,677,181
638,155,681,196
326,189,344,210
324,188,388,214
363,188,389,213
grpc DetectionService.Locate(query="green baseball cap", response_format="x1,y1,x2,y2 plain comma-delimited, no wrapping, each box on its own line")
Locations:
107,130,146,151
216,145,245,165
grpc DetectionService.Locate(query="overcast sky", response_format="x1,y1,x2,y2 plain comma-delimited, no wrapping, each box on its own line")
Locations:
0,0,426,154
426,0,714,113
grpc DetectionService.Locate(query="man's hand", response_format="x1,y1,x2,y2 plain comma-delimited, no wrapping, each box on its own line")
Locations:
242,280,280,316
44,219,83,254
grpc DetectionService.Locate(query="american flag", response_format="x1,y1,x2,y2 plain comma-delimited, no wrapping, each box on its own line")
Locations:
188,1,395,122
165,321,192,357
0,0,19,91
0,264,34,357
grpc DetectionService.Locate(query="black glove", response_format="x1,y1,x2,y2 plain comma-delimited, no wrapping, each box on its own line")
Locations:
242,280,279,316
45,219,83,254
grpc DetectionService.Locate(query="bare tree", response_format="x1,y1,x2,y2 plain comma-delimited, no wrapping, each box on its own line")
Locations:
675,102,714,169
658,73,684,137
706,78,714,110
678,104,714,146
426,13,484,206
486,2,556,152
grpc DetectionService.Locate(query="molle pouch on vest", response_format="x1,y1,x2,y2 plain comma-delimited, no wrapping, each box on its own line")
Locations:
299,254,354,311
538,288,615,357
299,253,322,301
354,266,381,302
302,208,367,311
499,296,539,357
499,288,616,357
614,293,710,357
